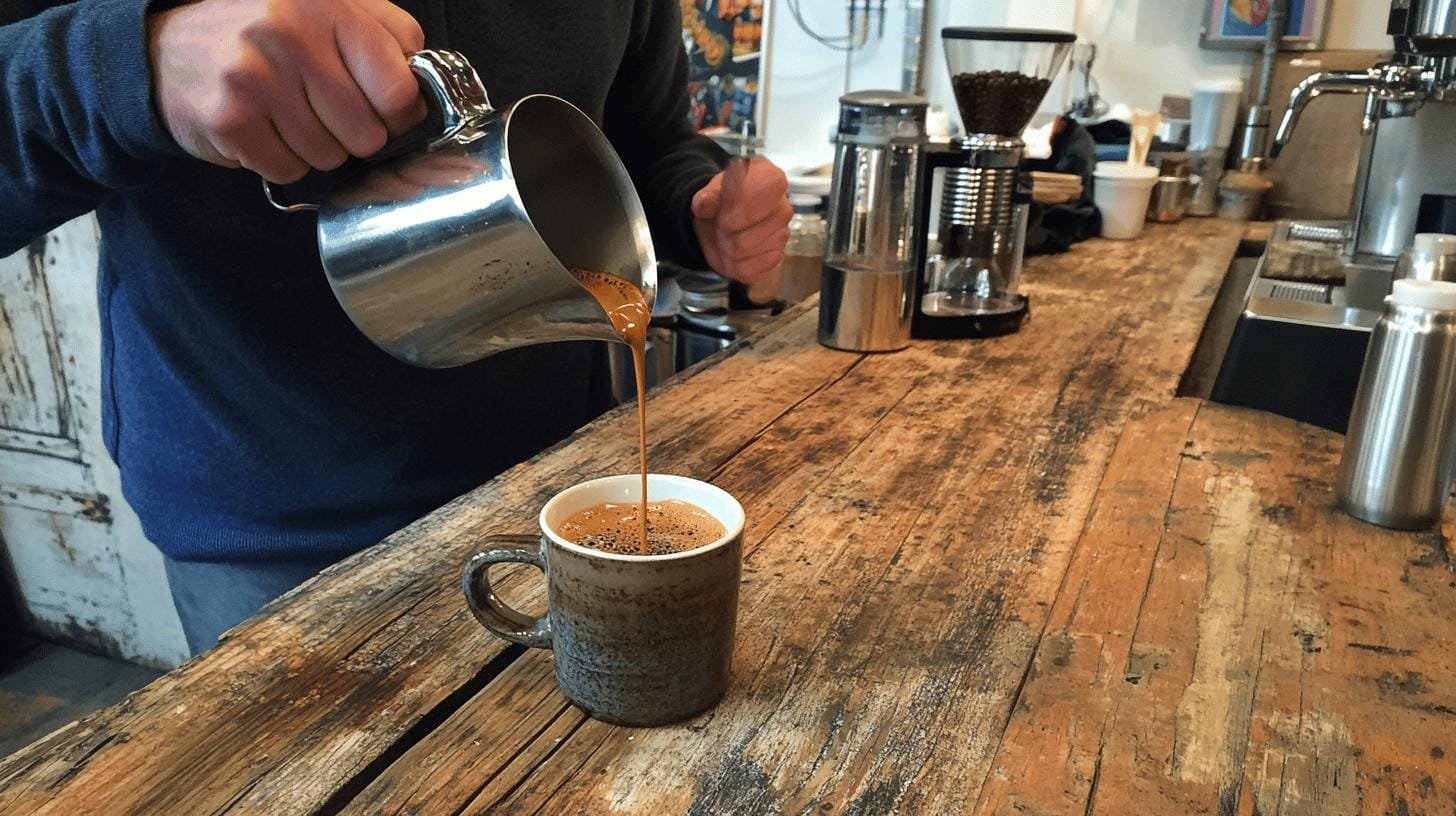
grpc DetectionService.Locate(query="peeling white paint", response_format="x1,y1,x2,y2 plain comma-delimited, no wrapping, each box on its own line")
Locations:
0,216,188,668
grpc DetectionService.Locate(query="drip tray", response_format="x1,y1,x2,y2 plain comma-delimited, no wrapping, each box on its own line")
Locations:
1209,220,1384,434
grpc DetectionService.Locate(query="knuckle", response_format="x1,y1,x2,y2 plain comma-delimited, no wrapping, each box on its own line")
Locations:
242,0,301,45
315,146,349,171
403,18,425,50
205,102,254,138
768,171,789,198
376,74,421,119
348,122,388,156
220,56,269,95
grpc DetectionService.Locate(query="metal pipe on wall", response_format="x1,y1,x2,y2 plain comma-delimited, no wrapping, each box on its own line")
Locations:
902,0,932,95
1240,0,1289,161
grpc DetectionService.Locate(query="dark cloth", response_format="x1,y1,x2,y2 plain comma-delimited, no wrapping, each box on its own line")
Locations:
0,0,725,562
163,553,337,654
1083,118,1132,147
1024,118,1102,255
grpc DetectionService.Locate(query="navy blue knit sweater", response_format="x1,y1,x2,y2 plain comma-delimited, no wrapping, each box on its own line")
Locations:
0,0,723,562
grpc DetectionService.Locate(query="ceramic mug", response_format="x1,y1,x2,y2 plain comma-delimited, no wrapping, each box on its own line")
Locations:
461,474,744,727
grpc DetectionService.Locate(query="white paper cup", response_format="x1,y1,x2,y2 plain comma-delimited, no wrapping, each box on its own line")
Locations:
1093,164,1160,240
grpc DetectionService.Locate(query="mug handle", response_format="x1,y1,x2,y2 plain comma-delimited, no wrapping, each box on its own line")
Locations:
263,48,495,213
461,535,553,649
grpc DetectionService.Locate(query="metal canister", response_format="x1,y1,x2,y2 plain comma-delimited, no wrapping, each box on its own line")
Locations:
1337,279,1456,529
818,91,927,352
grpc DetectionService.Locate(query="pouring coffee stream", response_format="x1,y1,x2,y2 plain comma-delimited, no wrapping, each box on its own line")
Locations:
567,268,653,554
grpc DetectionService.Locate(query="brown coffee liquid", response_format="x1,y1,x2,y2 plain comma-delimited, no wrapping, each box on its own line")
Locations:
559,499,726,555
568,268,652,554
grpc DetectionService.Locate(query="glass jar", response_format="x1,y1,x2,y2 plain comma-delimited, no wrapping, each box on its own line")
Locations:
780,194,826,303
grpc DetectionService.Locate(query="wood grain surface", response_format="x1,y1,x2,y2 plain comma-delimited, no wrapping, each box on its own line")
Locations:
3,219,1453,815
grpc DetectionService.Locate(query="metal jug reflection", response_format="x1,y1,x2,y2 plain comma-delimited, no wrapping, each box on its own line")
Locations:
266,49,656,368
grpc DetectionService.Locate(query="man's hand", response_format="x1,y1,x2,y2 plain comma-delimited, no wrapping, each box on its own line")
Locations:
691,158,792,292
147,0,427,184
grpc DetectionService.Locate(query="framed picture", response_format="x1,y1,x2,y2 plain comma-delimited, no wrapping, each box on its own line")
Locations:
681,0,771,141
1201,0,1329,50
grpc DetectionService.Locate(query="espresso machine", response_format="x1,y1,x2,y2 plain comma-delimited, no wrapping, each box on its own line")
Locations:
1211,0,1456,432
910,28,1075,338
1273,0,1456,263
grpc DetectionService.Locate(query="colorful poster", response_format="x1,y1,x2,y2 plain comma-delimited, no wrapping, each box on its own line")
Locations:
1203,0,1327,49
681,0,765,135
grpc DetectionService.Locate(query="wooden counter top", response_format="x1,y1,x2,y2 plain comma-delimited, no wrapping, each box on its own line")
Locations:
3,220,1453,815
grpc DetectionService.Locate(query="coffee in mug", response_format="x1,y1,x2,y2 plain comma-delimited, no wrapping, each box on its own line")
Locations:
462,473,743,727
558,499,726,555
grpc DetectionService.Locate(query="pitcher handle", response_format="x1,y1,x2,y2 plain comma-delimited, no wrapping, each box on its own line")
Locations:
461,535,553,649
264,48,494,212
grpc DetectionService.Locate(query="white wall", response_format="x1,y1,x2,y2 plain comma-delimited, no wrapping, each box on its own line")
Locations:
762,0,1394,171
1326,0,1396,49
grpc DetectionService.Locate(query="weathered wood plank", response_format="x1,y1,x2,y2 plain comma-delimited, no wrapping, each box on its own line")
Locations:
0,306,860,816
1082,404,1456,816
348,221,1246,815
970,397,1202,815
0,220,1249,815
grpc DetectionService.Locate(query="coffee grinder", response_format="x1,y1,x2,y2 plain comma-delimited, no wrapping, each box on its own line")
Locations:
911,28,1075,338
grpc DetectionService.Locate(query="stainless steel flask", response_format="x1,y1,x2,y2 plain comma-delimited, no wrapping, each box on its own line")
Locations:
1337,278,1456,529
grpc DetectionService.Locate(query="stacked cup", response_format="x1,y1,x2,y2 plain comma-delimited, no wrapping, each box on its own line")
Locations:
1092,164,1159,240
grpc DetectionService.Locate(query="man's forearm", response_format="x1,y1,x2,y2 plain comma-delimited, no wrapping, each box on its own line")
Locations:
602,0,727,270
0,0,175,255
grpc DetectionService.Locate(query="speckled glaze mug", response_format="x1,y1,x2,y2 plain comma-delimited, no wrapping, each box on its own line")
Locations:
462,474,744,727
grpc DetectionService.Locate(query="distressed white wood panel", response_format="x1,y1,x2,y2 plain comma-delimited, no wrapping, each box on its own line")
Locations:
0,234,69,436
0,504,132,653
0,216,187,668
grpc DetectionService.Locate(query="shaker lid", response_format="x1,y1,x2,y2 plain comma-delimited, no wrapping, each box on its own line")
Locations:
1393,278,1456,311
839,90,928,110
837,91,928,142
941,27,1076,43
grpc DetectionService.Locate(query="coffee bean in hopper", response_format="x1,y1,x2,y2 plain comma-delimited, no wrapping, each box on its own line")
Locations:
951,71,1052,136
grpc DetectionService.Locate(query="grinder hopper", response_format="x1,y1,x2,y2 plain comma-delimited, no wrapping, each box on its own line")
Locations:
943,28,1074,137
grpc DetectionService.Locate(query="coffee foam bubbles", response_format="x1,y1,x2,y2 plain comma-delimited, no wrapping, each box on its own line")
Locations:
558,499,726,556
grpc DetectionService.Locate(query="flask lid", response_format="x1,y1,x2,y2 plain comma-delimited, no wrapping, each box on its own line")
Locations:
1392,278,1456,311
1413,233,1456,257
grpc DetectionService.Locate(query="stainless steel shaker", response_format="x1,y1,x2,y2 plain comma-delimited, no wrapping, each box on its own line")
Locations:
818,91,927,353
1337,279,1456,529
266,50,656,368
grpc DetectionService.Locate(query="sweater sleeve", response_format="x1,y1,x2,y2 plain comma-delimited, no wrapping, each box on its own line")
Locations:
602,0,727,271
0,0,178,256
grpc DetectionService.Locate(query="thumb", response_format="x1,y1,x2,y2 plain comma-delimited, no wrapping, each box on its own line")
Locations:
692,173,724,221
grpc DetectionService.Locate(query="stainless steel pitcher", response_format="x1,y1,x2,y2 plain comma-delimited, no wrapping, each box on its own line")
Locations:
266,49,656,368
